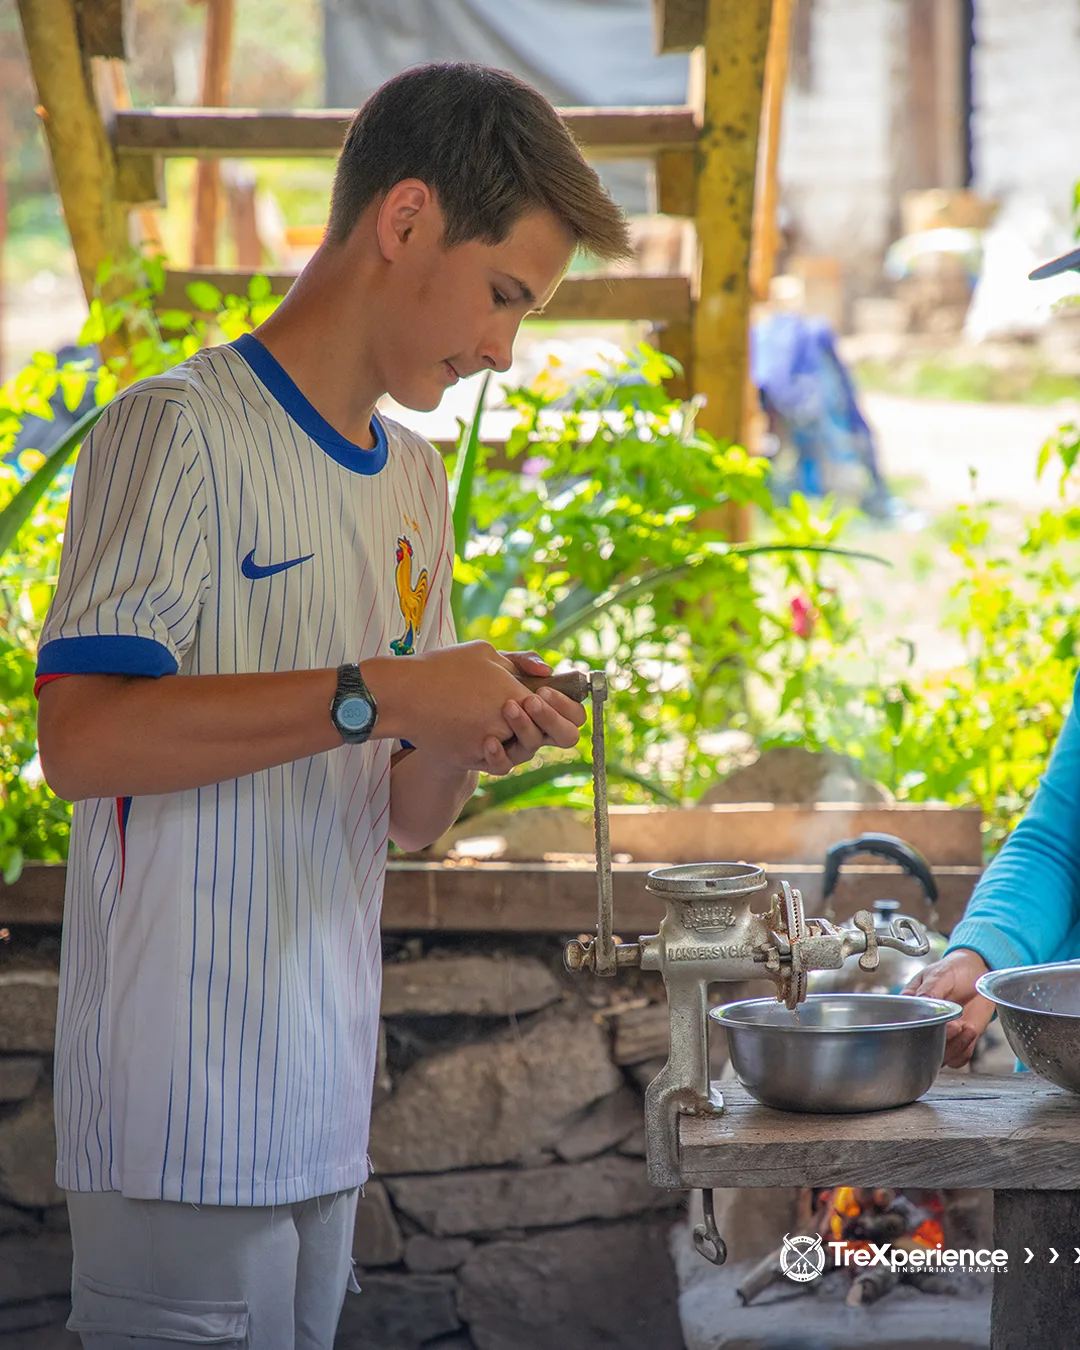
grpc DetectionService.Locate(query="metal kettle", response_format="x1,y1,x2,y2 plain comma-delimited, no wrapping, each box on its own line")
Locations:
807,832,949,994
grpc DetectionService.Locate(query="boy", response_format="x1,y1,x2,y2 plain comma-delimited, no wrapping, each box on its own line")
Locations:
35,62,631,1348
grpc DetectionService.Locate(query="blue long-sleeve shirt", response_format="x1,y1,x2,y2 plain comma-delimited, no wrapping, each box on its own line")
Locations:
947,670,1080,969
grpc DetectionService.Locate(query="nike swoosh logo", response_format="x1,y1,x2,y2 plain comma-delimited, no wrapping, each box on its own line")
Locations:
240,547,314,580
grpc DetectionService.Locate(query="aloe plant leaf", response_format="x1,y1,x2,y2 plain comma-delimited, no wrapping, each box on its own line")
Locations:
458,756,679,819
449,372,492,637
542,542,889,648
0,404,104,561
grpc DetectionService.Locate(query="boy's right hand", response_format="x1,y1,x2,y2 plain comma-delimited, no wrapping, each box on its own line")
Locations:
363,641,582,771
902,948,994,1067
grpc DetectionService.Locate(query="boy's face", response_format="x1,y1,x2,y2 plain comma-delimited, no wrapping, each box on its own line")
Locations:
371,186,575,411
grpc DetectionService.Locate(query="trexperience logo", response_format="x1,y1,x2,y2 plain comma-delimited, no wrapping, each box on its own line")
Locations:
780,1233,827,1282
780,1234,1010,1281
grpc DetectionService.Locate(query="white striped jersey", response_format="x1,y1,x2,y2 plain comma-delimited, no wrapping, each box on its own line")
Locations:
36,334,455,1205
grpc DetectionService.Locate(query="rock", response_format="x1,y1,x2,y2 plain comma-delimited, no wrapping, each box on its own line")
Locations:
0,1058,42,1104
381,955,562,1018
616,1125,647,1158
611,1003,670,1065
40,1206,69,1233
0,973,59,1054
554,1086,641,1163
373,1020,392,1109
335,1273,460,1349
701,747,890,806
0,1233,72,1306
0,1201,38,1237
428,807,593,861
0,1319,81,1347
627,1057,667,1093
404,1234,474,1274
353,1180,404,1268
0,1088,64,1208
387,1156,678,1237
458,1218,684,1350
369,1012,620,1174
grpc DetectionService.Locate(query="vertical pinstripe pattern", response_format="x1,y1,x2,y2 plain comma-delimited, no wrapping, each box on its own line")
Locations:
40,345,456,1204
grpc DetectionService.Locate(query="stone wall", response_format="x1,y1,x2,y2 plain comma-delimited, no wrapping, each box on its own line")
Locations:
778,0,907,284
970,0,1080,223
0,929,688,1349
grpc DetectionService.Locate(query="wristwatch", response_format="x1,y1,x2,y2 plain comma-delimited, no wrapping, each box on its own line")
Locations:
330,663,378,744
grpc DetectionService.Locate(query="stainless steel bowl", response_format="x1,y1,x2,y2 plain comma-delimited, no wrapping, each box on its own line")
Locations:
710,993,962,1114
976,962,1080,1093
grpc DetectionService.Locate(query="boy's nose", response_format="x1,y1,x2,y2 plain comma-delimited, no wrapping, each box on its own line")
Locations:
478,333,514,374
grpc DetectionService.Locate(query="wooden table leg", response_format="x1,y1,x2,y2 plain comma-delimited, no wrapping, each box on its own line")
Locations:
992,1190,1080,1349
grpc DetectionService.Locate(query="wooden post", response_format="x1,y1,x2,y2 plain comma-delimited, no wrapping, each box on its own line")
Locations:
750,0,794,303
692,0,772,450
692,0,773,538
0,96,6,383
15,0,131,308
191,0,234,267
992,1190,1080,1349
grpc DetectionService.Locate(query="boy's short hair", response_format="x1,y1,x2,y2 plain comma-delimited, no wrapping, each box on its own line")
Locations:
327,62,632,262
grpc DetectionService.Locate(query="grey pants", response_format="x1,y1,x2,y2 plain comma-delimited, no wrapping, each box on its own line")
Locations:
66,1187,360,1349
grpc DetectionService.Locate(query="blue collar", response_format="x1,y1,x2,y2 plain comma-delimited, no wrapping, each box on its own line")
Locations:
230,332,388,476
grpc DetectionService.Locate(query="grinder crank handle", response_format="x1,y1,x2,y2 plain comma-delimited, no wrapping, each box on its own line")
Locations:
513,670,589,702
848,909,930,972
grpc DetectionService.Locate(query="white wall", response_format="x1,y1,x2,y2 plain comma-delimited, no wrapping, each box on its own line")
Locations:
778,0,907,277
971,0,1080,226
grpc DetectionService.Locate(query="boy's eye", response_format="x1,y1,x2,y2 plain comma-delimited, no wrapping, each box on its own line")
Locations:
493,289,510,308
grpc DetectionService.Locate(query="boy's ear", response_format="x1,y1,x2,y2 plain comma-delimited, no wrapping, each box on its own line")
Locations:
376,180,438,261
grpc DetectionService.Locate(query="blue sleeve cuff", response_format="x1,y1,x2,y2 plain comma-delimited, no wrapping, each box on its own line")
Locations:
946,918,1027,972
37,635,178,678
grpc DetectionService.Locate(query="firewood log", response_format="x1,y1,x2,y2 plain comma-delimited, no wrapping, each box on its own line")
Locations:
846,1267,900,1306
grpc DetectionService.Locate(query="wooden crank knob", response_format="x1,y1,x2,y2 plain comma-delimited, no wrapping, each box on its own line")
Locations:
513,670,590,703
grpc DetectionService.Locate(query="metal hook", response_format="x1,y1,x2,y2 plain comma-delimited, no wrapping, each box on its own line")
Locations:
692,1188,728,1265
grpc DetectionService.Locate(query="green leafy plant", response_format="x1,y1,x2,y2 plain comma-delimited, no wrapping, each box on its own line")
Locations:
0,261,285,880
446,347,888,804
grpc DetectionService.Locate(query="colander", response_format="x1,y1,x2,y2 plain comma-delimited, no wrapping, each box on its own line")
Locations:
976,962,1080,1092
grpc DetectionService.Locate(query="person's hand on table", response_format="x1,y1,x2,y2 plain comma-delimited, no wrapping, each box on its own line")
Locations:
902,948,993,1067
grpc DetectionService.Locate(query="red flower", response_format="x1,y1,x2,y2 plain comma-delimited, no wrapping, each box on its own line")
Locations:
790,593,818,639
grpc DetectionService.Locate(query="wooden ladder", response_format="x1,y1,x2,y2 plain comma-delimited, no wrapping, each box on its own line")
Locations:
16,0,781,447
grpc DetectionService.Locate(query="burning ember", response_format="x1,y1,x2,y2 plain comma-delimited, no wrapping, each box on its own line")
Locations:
739,1186,951,1308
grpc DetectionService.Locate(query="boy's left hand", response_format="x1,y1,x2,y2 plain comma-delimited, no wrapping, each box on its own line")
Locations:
479,652,588,777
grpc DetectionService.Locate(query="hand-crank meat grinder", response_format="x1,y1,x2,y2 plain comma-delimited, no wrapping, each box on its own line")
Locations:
557,671,930,1264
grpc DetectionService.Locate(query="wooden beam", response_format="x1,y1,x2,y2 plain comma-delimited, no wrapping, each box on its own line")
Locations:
679,1075,1080,1190
692,0,774,448
15,0,131,309
115,149,164,207
1,859,979,931
111,106,700,161
656,148,697,217
653,0,707,53
750,0,794,302
156,269,694,324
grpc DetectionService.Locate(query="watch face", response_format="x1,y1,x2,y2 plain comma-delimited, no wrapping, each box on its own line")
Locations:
337,694,374,733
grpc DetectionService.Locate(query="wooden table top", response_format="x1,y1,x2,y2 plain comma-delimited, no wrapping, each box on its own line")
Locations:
678,1072,1080,1190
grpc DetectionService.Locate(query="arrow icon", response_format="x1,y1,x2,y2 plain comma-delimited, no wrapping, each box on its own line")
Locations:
1025,1249,1035,1263
1050,1248,1060,1263
1073,1249,1080,1263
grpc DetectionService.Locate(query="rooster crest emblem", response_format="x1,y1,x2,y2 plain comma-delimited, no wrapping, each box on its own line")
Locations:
390,536,429,655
